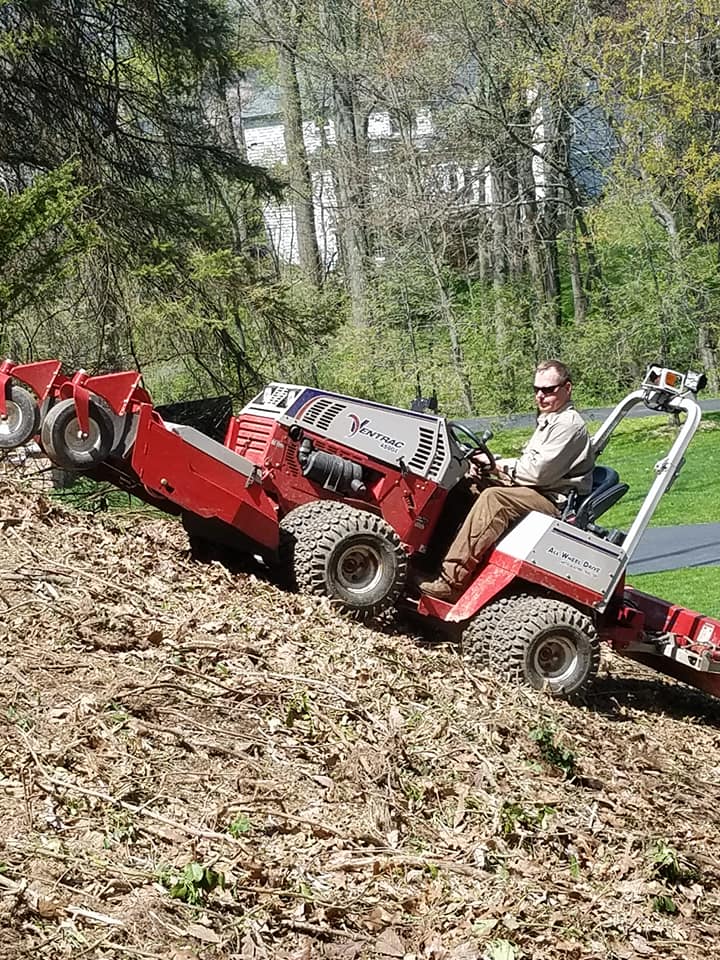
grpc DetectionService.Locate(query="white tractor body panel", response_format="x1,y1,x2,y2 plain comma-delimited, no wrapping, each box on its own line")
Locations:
241,383,467,489
497,512,625,599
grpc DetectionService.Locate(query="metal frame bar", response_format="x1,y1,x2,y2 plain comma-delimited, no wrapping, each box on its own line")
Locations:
595,391,703,610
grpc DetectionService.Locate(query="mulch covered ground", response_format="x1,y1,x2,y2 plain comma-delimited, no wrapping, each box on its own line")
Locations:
1,477,720,960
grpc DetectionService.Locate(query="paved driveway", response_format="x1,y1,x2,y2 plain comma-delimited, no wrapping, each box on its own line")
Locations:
627,524,720,574
460,398,720,434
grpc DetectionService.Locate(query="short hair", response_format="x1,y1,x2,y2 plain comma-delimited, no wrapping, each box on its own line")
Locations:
536,359,572,383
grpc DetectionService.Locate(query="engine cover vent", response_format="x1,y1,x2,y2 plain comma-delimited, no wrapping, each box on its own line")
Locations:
406,425,436,474
428,429,448,479
301,399,346,430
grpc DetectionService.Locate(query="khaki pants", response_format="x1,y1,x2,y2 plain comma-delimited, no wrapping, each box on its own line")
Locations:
441,484,559,587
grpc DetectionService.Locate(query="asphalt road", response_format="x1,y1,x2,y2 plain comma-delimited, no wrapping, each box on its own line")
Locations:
461,397,720,433
627,524,720,575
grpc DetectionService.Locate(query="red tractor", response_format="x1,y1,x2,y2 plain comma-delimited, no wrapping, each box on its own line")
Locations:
1,356,718,700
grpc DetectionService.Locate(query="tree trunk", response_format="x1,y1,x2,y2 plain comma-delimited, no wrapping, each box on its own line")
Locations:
490,166,507,283
698,320,719,393
389,102,474,413
277,42,322,287
318,0,372,325
331,76,371,325
516,145,546,306
567,212,588,324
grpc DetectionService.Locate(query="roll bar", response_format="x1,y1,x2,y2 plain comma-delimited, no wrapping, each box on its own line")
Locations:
595,366,705,608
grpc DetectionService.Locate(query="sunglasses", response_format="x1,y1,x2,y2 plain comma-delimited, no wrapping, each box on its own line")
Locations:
533,381,567,395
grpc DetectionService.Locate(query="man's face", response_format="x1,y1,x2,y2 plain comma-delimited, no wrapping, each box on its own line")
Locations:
533,367,572,414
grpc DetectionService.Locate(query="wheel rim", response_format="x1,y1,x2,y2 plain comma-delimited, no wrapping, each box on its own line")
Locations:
61,416,103,457
0,402,24,440
334,542,383,595
530,631,579,684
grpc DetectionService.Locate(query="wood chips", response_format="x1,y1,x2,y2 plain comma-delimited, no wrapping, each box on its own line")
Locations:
1,479,719,959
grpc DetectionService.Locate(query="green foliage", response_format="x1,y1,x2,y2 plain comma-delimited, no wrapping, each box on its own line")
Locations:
499,801,555,839
308,186,720,415
228,814,252,837
311,319,458,410
0,162,93,328
49,476,141,514
569,191,718,390
592,0,720,235
0,0,287,373
3,0,720,416
483,941,518,960
134,260,343,404
652,894,678,915
159,861,225,905
649,839,698,886
529,724,576,778
285,691,312,727
104,810,139,845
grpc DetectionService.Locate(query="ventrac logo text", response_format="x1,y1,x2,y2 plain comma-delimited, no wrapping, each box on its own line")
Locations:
346,414,405,451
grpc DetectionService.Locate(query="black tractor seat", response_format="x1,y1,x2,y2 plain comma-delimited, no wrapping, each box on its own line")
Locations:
562,464,629,532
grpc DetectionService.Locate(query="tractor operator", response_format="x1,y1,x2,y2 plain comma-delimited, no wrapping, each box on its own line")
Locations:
418,360,595,602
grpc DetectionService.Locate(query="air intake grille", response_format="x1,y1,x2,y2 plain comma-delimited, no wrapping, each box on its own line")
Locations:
284,440,301,476
301,399,345,430
427,429,448,480
406,425,436,475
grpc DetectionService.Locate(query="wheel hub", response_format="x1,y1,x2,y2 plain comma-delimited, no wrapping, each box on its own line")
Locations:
0,403,22,436
62,417,101,455
531,632,578,683
336,543,383,594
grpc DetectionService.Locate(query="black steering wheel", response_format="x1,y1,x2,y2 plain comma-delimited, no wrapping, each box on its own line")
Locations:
448,421,496,470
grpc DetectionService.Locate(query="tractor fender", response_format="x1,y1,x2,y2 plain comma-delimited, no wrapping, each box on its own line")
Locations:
416,556,518,624
447,558,518,623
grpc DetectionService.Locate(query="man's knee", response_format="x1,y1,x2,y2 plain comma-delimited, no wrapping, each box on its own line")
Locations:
475,486,506,512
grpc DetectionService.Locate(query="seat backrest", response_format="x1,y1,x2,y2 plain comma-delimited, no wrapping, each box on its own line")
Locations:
573,464,628,528
588,464,620,496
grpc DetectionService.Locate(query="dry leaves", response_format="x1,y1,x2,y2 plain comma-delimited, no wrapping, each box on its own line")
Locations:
0,477,719,960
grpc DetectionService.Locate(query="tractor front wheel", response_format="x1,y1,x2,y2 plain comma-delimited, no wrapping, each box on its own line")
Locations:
463,590,537,666
280,500,408,619
0,385,40,450
40,397,115,469
489,596,599,697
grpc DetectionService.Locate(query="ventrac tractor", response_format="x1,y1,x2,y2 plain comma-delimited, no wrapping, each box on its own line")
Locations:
1,356,719,700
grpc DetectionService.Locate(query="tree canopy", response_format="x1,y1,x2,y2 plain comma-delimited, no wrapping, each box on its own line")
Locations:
2,0,720,412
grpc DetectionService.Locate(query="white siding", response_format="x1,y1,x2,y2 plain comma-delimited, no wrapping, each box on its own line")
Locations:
242,108,436,267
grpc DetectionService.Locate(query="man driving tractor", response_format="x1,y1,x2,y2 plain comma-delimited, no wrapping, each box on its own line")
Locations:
418,360,595,602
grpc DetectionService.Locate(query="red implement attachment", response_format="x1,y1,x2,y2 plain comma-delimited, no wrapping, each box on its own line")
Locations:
129,404,279,551
0,358,64,414
606,587,720,698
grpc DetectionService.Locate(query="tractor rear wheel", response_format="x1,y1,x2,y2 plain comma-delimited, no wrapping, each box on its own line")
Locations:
489,595,599,696
280,500,408,619
41,397,115,469
0,385,40,450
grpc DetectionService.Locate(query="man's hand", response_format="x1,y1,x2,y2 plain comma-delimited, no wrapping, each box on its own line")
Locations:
467,452,497,479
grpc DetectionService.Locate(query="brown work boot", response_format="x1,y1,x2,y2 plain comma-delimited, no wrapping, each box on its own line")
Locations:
417,576,461,602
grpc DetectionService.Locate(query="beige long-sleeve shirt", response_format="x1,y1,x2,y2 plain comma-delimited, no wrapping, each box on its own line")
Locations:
498,403,594,504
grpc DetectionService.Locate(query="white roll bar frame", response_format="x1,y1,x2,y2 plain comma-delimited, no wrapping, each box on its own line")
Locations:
593,385,703,609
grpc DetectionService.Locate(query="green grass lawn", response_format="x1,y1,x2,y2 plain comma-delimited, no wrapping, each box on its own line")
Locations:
627,566,720,618
493,409,720,615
